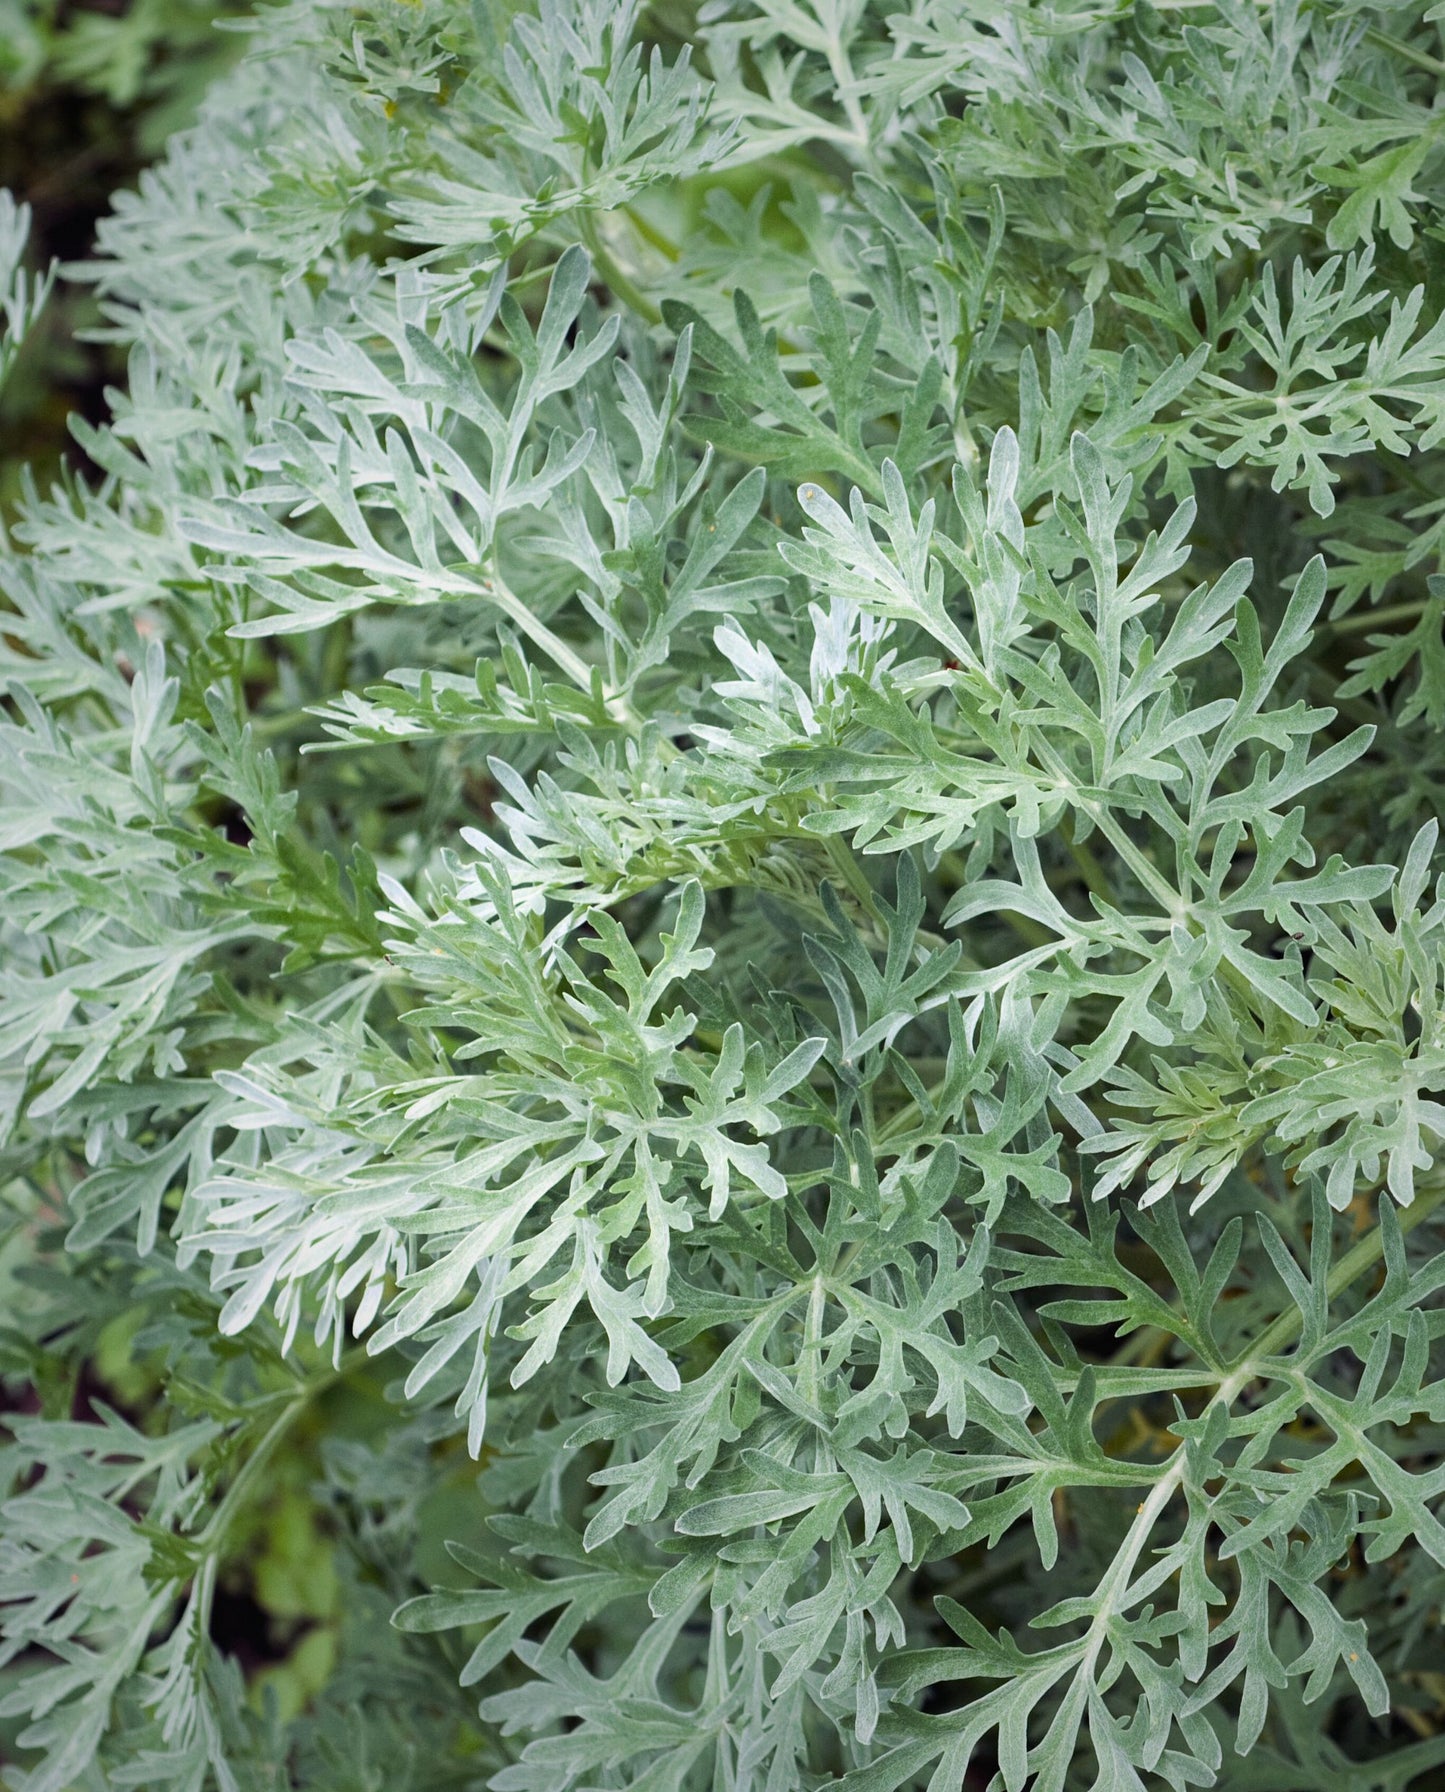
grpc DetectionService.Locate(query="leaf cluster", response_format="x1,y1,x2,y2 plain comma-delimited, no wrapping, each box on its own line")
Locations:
3,2,1445,1789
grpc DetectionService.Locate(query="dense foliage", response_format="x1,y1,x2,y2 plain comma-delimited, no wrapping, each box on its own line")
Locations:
0,0,248,501
4,1,1445,1787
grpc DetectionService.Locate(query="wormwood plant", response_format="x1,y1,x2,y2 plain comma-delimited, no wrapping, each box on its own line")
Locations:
4,0,1445,1786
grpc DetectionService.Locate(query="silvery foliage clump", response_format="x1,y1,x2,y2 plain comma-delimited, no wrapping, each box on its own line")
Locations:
3,0,1445,1786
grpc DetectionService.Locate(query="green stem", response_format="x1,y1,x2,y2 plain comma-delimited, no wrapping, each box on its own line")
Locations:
820,31,868,147
195,1349,363,1551
621,204,681,264
1118,1179,1445,1385
1320,598,1431,638
1070,1182,1445,1683
824,834,885,928
481,562,638,726
1062,815,1114,906
1363,25,1445,78
1236,1180,1445,1369
580,217,663,328
1034,737,1182,915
